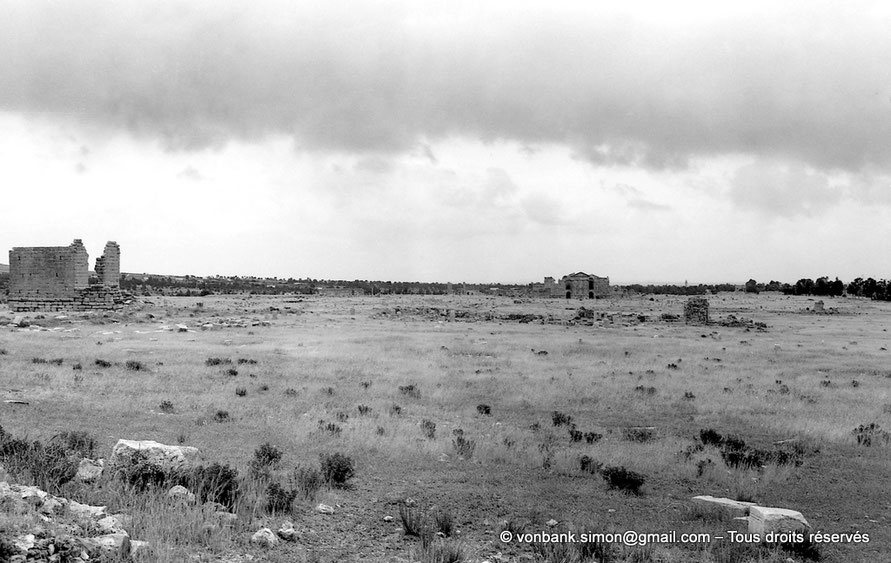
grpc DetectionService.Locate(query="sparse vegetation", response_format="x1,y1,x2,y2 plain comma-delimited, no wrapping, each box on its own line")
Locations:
320,452,354,488
0,292,886,561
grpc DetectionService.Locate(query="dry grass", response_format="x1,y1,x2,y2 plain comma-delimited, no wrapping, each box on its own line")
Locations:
0,293,888,561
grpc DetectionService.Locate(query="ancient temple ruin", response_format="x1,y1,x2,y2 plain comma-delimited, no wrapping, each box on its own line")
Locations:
7,239,124,311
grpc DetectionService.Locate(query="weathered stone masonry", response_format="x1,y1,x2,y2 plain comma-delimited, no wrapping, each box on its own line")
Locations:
8,239,123,312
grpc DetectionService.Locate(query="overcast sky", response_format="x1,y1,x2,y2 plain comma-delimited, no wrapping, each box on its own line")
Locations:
2,0,891,284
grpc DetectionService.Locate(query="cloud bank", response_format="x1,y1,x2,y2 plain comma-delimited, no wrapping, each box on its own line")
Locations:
2,1,890,174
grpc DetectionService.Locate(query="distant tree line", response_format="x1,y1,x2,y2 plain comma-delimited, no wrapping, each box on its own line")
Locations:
620,283,738,295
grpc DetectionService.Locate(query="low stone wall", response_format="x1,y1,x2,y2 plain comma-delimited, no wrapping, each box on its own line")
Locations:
9,286,124,312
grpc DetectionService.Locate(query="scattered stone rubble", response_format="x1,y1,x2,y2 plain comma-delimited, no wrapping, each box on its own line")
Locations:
0,480,147,561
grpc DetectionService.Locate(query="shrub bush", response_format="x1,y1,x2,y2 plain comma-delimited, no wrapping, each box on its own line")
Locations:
320,452,354,487
551,411,573,427
250,442,282,475
600,466,646,494
94,359,112,368
265,482,296,514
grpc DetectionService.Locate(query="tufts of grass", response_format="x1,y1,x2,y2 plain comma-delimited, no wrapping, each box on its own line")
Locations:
237,358,257,365
451,429,476,459
32,357,47,364
159,400,175,413
125,360,147,371
421,419,437,440
622,427,656,442
265,482,296,514
94,358,112,368
476,404,491,416
72,362,82,371
852,423,891,447
357,404,372,416
290,465,324,501
433,507,455,537
205,357,232,366
389,404,403,417
399,504,427,537
235,387,247,397
213,410,230,423
224,367,238,377
284,388,298,396
417,537,467,563
399,384,421,399
579,455,602,474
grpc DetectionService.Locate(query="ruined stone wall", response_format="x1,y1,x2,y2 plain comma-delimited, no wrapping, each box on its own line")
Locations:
684,296,709,325
8,239,123,312
561,275,610,298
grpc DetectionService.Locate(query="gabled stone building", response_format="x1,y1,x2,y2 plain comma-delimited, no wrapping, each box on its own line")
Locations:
560,272,610,299
7,239,123,311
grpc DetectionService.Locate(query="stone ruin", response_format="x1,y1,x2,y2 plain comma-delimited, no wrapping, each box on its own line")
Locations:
7,239,124,312
684,296,709,325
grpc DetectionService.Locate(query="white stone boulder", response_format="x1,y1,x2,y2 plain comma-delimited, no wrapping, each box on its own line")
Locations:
76,458,104,483
277,521,298,541
251,527,279,548
83,532,130,557
108,439,199,473
167,485,196,504
749,506,810,536
692,495,756,516
68,499,109,520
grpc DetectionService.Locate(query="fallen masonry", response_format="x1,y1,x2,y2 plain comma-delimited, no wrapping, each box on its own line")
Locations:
0,481,149,561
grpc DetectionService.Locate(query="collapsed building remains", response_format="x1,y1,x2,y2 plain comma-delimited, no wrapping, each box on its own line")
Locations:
7,239,124,311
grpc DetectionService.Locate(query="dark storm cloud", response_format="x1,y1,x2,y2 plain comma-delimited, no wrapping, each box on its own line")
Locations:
2,2,891,173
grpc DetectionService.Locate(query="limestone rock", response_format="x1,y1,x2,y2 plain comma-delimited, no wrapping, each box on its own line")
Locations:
383,515,394,522
13,533,36,553
167,485,196,504
108,439,199,473
76,458,104,483
546,519,558,528
83,532,130,557
316,503,334,514
692,495,756,516
130,540,151,558
250,527,279,548
97,514,128,534
68,500,108,520
277,521,298,541
215,511,238,527
749,506,810,536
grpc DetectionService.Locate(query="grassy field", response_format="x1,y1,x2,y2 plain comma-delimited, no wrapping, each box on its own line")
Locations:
0,293,889,562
